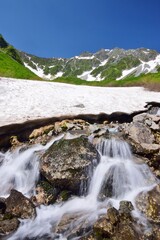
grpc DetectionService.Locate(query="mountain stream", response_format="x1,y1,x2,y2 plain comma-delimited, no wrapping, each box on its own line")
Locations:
0,135,158,239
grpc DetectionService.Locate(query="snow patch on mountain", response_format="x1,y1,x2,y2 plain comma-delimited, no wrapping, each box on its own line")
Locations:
78,70,96,81
75,56,95,60
78,68,103,81
100,59,108,66
24,63,52,80
116,67,137,80
54,71,64,78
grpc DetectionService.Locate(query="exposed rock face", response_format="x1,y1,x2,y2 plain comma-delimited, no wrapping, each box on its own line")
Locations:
123,113,160,174
29,124,54,139
0,107,160,239
0,218,19,235
93,207,119,238
33,181,59,205
5,189,36,219
40,136,99,195
93,201,139,240
136,184,160,223
54,213,92,239
10,136,23,149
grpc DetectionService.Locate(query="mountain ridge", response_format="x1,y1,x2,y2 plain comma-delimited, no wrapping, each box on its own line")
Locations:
0,34,160,90
19,47,160,82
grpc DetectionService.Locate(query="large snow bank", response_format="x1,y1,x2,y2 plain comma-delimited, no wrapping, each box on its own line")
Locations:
0,78,160,126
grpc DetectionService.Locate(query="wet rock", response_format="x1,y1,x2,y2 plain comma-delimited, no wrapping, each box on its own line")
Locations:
136,184,160,223
93,207,119,238
152,225,160,240
33,180,60,205
33,185,54,205
5,189,36,219
112,223,140,240
0,218,19,234
119,201,134,216
93,204,139,240
55,213,92,239
40,136,99,195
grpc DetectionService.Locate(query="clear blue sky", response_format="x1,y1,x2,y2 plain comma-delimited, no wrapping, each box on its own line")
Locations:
0,0,160,58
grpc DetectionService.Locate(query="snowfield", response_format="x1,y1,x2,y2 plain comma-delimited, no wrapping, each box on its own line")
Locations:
0,78,160,127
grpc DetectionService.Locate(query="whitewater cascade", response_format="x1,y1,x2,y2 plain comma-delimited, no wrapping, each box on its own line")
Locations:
0,137,158,239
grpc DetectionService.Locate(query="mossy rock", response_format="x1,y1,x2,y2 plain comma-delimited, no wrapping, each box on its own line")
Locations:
40,136,99,195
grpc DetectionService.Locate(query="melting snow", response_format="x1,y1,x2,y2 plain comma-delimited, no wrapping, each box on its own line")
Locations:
24,63,53,80
0,78,160,127
54,71,63,78
100,59,108,66
116,67,137,80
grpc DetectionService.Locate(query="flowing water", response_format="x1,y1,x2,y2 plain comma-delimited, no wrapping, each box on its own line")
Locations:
0,136,158,239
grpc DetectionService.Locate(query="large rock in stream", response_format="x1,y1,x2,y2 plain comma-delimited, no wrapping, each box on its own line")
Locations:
93,201,140,240
40,136,99,195
0,190,36,235
5,189,36,219
136,184,160,223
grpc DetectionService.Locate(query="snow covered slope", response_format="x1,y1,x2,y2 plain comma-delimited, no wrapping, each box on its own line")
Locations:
0,78,160,126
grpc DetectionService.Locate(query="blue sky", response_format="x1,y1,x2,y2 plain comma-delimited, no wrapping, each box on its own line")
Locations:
0,0,160,58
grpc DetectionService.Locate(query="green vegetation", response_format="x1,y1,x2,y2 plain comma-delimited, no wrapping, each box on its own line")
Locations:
54,72,160,91
0,34,159,90
0,51,41,79
91,56,140,80
3,46,24,65
62,58,100,77
111,72,160,91
0,34,41,80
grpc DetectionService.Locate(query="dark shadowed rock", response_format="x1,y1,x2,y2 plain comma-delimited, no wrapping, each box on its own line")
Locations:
93,202,140,240
5,189,36,219
0,200,6,214
40,136,99,195
119,201,134,215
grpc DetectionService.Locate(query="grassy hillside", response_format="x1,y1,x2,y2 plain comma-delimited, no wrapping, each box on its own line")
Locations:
0,50,41,80
111,72,160,91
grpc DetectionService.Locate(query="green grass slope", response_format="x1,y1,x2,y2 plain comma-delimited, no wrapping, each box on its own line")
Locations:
0,51,41,80
111,72,160,91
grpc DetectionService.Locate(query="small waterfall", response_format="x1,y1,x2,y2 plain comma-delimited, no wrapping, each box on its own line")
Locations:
0,137,158,240
90,139,157,200
0,134,63,198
